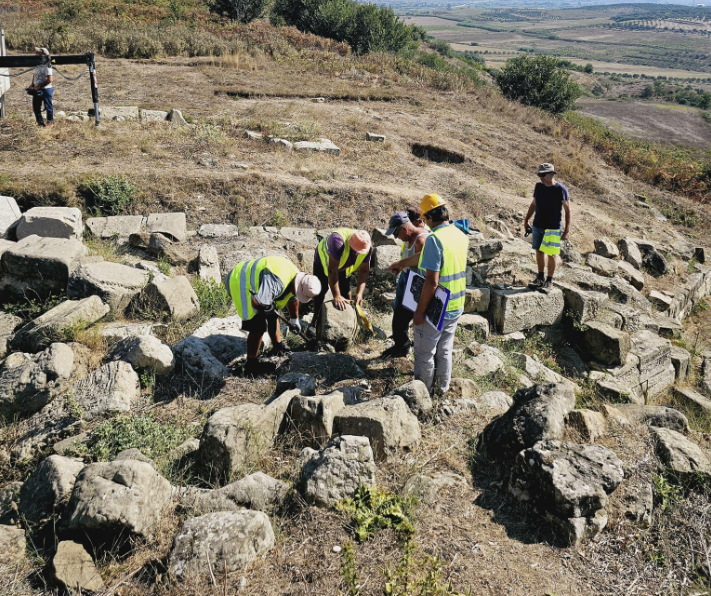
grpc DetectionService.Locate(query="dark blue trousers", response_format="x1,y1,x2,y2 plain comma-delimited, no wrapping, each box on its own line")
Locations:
32,88,54,125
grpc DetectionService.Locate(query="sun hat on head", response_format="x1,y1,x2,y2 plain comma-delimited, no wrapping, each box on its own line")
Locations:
536,163,555,175
385,211,410,236
348,230,371,254
34,47,50,56
294,273,321,303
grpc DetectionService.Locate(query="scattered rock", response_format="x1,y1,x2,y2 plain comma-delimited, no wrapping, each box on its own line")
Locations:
0,343,74,417
579,321,630,366
459,313,489,339
333,396,421,460
366,132,386,142
670,346,690,381
68,361,141,417
68,261,150,311
169,511,274,579
0,312,22,359
586,253,618,278
490,287,564,334
0,525,25,565
197,245,221,283
642,248,668,277
141,109,169,122
617,260,645,290
403,472,467,505
318,300,357,352
463,342,505,377
51,540,104,593
299,435,376,506
594,237,619,259
10,296,109,353
167,108,188,126
109,336,174,375
293,138,341,155
85,215,144,239
197,223,239,239
140,276,200,320
480,383,576,461
146,212,186,243
276,372,316,397
16,207,82,240
19,454,84,525
566,409,607,442
672,386,711,415
615,404,689,433
463,287,491,313
651,426,711,478
63,460,172,539
619,238,643,270
287,392,346,447
387,380,433,418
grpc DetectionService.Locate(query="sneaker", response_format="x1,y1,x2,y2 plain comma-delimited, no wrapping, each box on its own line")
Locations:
528,276,545,289
381,340,412,359
539,279,553,293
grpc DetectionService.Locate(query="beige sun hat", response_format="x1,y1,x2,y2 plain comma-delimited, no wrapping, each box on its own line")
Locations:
294,273,321,303
536,163,555,175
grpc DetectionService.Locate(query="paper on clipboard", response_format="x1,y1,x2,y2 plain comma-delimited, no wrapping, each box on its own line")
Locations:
401,269,450,332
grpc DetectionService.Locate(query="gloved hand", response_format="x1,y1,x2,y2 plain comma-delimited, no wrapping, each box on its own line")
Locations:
289,318,302,334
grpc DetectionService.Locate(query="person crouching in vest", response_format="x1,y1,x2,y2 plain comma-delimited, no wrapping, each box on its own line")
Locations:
412,194,468,394
223,256,321,376
309,228,372,330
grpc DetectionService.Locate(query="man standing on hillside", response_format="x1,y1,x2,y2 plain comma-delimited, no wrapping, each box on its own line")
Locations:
27,47,54,128
523,163,572,291
410,194,468,395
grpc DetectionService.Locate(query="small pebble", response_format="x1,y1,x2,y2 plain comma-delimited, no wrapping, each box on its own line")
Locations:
333,545,342,553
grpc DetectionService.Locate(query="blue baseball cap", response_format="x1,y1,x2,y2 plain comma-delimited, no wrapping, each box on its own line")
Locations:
386,211,409,236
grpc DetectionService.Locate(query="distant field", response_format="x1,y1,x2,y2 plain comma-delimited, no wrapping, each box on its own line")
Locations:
402,16,461,27
576,99,711,150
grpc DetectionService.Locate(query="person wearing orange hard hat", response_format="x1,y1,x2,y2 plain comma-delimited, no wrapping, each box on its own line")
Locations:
408,193,468,394
309,228,373,331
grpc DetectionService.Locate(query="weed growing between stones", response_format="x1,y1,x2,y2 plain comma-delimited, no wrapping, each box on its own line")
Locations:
192,278,232,319
337,485,416,543
1,292,66,322
78,175,136,217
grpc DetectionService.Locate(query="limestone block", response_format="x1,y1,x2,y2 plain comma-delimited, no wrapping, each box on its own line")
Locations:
490,287,564,334
141,276,200,320
16,207,82,240
68,261,149,311
463,287,490,313
146,212,187,242
594,237,619,259
580,321,631,366
293,138,341,155
85,215,144,238
0,195,21,237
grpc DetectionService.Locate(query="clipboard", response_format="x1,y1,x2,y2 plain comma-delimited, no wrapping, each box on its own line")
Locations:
401,269,450,332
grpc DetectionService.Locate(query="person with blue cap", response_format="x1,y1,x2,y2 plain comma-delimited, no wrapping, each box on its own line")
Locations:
381,208,430,359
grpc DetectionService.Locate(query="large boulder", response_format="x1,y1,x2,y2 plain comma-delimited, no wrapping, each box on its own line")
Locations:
177,472,288,515
480,383,576,462
333,395,421,460
16,207,82,240
631,331,673,398
10,296,110,353
490,287,564,334
0,343,74,417
140,276,200,320
642,248,668,277
371,245,401,283
286,392,346,447
168,511,274,579
318,300,357,352
68,261,149,311
173,336,231,386
0,235,87,298
510,440,624,547
68,361,141,417
19,454,84,525
651,426,711,478
298,435,376,507
109,335,174,375
586,253,618,278
463,342,505,377
557,283,607,324
51,540,104,593
198,390,297,482
617,260,644,291
618,238,643,270
63,460,172,539
579,321,631,366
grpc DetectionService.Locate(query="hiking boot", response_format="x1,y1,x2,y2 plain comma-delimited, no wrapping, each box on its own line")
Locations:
243,358,270,378
539,279,553,293
528,276,545,289
268,341,291,357
381,340,412,359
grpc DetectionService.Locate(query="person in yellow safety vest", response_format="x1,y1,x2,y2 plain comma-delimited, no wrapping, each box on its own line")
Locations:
394,193,468,394
310,228,372,327
523,163,572,292
223,256,321,376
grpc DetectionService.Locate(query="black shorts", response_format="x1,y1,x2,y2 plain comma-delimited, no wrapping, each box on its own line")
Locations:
241,310,277,335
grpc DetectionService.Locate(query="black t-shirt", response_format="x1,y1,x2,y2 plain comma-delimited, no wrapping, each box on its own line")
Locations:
533,182,569,230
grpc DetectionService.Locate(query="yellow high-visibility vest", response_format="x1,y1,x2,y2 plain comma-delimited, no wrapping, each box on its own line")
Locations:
317,228,368,277
228,255,299,321
418,223,468,313
539,229,561,256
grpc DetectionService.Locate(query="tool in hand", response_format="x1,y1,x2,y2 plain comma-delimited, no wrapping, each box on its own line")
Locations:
249,289,309,341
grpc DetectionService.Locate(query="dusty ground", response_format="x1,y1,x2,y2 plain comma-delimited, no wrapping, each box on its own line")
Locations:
576,99,711,151
1,42,711,596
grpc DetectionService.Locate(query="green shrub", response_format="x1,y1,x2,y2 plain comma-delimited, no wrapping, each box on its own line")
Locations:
496,55,580,115
207,0,270,23
82,415,195,462
2,292,66,321
79,175,135,216
193,278,232,319
271,0,420,54
336,485,416,542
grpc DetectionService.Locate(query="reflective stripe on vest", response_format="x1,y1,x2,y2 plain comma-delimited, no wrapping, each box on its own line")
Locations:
539,228,561,256
317,228,368,277
228,255,299,320
418,223,468,312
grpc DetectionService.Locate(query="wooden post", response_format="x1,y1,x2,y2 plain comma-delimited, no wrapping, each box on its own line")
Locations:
0,18,7,119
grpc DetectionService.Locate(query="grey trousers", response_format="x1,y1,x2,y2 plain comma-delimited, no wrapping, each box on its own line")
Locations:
413,316,459,393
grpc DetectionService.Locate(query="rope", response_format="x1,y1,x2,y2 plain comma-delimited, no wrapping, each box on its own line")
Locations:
53,66,89,81
0,67,35,78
